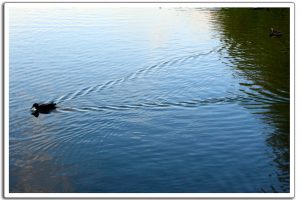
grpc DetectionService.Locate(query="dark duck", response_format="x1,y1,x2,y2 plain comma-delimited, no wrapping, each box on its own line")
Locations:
269,28,283,37
31,102,57,117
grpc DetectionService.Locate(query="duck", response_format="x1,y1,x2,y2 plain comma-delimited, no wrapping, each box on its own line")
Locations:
31,102,57,117
269,28,283,37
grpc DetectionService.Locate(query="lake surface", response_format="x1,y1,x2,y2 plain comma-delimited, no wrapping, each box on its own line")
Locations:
8,5,290,193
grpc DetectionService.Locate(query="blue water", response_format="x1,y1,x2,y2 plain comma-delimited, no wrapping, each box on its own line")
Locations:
9,6,290,193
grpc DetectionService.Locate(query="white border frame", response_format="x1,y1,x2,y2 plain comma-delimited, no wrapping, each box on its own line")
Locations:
4,2,295,198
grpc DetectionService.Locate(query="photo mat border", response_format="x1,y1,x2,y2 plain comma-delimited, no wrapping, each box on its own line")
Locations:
3,1,295,199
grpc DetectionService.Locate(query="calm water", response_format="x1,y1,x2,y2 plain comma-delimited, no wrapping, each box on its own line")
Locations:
9,6,290,193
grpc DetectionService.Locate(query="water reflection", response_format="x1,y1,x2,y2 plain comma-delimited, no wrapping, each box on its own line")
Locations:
213,8,290,192
10,125,74,192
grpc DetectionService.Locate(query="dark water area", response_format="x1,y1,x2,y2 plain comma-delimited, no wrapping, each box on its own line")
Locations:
9,6,290,193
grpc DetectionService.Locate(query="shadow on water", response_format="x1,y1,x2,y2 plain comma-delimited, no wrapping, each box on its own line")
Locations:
212,8,290,192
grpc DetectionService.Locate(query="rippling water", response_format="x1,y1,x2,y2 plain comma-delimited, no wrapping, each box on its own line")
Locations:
9,5,290,193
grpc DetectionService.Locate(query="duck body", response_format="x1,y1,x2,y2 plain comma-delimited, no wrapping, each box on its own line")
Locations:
269,28,283,37
31,102,57,117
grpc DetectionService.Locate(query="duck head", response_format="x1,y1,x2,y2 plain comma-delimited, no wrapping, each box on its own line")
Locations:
31,103,39,112
31,103,40,117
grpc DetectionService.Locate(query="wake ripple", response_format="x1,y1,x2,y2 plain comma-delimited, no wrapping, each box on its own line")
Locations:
56,94,252,113
53,46,221,104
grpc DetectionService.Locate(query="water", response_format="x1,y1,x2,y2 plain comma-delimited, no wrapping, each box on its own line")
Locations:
8,5,290,193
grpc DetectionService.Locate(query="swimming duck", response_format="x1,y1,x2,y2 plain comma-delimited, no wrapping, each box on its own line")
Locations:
31,102,57,117
269,28,283,37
